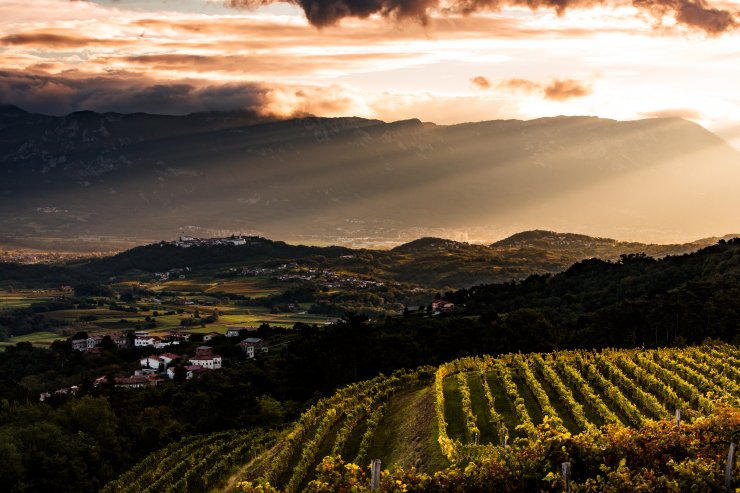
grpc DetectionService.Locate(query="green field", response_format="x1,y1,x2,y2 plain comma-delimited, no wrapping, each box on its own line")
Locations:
0,278,336,346
0,290,63,310
204,278,282,298
0,331,65,348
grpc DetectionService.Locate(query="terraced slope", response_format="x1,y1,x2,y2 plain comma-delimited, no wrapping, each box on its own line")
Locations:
106,343,740,492
434,344,739,463
101,428,278,493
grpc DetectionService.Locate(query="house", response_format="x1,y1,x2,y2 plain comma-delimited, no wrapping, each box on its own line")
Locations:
71,334,105,352
140,355,161,370
135,335,159,347
226,237,247,246
159,353,181,367
108,332,129,348
238,338,265,359
39,385,79,402
203,332,221,342
113,374,164,388
431,299,455,313
96,372,165,389
188,346,222,369
185,365,208,378
153,338,173,349
166,365,207,380
71,338,87,351
167,330,191,341
241,344,255,359
86,335,103,349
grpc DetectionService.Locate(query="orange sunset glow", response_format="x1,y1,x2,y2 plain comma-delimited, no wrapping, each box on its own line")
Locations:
1,0,739,148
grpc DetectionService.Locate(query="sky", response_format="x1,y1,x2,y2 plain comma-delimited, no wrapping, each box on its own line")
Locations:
1,0,739,148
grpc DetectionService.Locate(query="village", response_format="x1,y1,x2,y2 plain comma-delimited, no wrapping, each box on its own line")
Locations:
224,262,385,290
30,290,454,401
170,234,257,248
59,327,270,393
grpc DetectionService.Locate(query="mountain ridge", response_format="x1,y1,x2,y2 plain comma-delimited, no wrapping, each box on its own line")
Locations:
1,108,738,249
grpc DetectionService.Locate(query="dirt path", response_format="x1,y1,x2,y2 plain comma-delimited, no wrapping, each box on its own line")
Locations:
368,385,449,473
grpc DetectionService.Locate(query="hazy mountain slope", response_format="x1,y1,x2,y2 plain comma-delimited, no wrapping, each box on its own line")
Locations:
1,107,738,250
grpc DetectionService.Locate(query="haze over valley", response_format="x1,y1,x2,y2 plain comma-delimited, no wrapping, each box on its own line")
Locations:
1,106,738,251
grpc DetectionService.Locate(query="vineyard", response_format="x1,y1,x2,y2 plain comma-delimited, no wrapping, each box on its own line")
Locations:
101,428,278,493
109,343,740,492
433,343,740,463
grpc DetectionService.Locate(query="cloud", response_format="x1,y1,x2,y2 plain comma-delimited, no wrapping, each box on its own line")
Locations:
226,0,738,34
1,31,130,48
0,69,368,118
634,0,736,35
542,79,591,101
470,76,491,89
497,77,591,100
0,68,523,123
117,52,421,76
498,78,541,93
640,108,702,119
0,70,273,116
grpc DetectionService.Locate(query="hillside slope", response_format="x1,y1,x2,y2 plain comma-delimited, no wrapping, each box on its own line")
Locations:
245,343,740,491
106,343,740,492
2,108,739,249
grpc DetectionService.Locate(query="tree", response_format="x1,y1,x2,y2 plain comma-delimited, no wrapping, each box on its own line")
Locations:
100,335,116,350
173,365,187,382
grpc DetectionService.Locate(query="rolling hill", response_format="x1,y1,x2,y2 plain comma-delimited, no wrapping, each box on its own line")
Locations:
104,343,740,492
79,230,738,288
1,106,739,251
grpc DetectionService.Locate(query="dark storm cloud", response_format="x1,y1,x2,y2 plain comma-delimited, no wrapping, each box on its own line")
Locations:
0,70,272,115
228,0,737,34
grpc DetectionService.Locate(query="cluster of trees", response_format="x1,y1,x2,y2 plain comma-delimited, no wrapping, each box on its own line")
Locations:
0,294,128,338
1,240,739,491
450,240,740,348
0,262,89,288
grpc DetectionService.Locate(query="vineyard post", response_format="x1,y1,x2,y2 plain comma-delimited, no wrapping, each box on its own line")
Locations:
675,409,681,427
561,462,571,493
474,432,478,445
726,443,736,491
370,459,381,491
